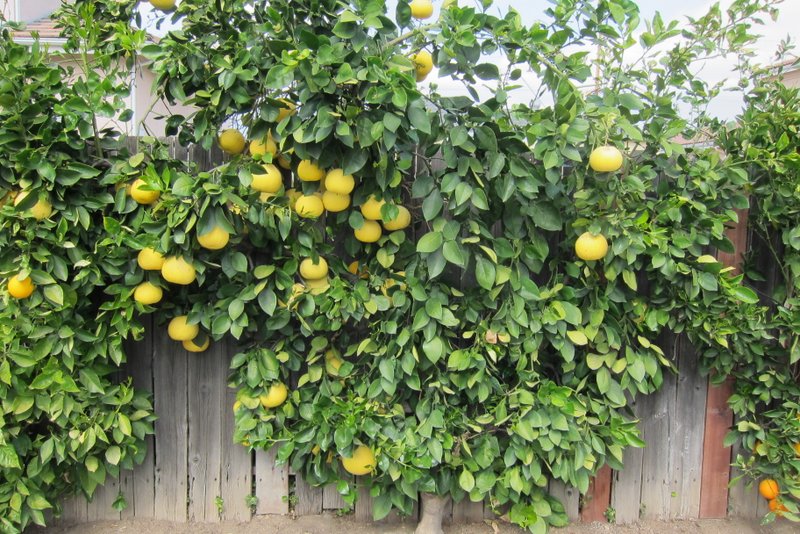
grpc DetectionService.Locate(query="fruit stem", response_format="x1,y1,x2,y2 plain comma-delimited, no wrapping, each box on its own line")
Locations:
386,23,439,48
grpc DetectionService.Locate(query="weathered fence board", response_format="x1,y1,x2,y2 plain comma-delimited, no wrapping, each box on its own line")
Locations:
255,448,288,515
153,333,189,521
128,318,156,519
220,367,254,521
187,344,224,522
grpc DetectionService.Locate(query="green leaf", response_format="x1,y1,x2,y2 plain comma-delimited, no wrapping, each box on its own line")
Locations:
731,285,758,304
105,446,122,466
407,99,431,134
417,232,443,253
532,202,562,231
459,469,476,492
475,256,496,290
422,336,445,364
0,445,21,469
566,331,588,346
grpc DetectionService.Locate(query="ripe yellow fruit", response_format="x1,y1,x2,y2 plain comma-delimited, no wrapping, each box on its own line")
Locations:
294,194,324,218
360,195,386,220
251,164,283,193
759,479,779,500
794,442,800,457
218,129,246,155
304,276,330,295
325,349,343,376
138,248,165,270
149,0,176,11
322,191,350,212
7,274,35,299
575,232,609,261
250,133,277,157
300,257,329,280
383,205,411,231
15,191,53,220
133,282,163,305
168,315,199,341
130,179,160,205
297,160,325,182
341,445,376,476
183,336,210,353
589,146,624,173
411,50,434,82
354,220,382,243
410,0,434,19
260,383,288,408
197,225,230,250
324,168,355,195
277,99,296,122
161,256,196,285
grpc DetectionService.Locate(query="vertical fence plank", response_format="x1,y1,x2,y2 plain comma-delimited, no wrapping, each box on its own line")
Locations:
451,499,484,523
129,316,156,519
153,331,189,521
727,440,760,518
187,346,224,522
549,480,580,523
580,464,612,522
610,392,647,524
219,342,253,522
323,483,347,511
669,338,708,519
638,337,677,519
87,475,120,521
294,476,323,516
700,207,748,518
255,447,289,514
354,484,373,521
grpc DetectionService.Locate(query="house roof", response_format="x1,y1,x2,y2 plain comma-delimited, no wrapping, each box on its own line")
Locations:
11,16,63,41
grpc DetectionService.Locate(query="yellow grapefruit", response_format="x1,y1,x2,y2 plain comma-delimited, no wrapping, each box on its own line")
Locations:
411,50,434,81
138,248,165,270
589,146,624,173
410,0,434,19
324,169,355,195
355,220,382,243
383,206,411,231
341,445,376,476
218,129,246,155
183,335,210,353
360,195,386,220
294,194,324,218
130,179,160,205
575,232,608,261
322,191,350,212
299,257,329,280
250,133,277,157
197,225,230,250
297,160,325,182
161,256,196,285
168,315,199,341
260,383,288,408
133,282,163,305
251,164,283,193
7,274,35,299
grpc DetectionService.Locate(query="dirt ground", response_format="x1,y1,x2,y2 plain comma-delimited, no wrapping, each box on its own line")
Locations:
29,515,800,534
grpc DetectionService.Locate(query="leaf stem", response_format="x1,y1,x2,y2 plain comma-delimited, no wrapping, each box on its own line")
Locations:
386,23,439,48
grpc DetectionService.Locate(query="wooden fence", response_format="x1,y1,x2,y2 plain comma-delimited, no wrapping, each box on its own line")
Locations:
55,141,768,527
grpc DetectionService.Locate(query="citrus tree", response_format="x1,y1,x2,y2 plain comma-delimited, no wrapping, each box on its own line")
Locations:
0,3,157,531
0,0,794,532
714,71,800,522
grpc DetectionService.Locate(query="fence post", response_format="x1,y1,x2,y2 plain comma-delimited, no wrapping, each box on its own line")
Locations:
699,206,749,518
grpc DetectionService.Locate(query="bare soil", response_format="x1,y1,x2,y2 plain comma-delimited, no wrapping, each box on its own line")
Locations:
28,515,799,534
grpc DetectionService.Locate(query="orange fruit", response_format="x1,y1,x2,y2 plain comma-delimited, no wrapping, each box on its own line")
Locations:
768,498,788,515
759,479,779,500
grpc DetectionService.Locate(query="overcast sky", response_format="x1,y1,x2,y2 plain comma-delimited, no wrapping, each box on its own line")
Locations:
142,0,799,119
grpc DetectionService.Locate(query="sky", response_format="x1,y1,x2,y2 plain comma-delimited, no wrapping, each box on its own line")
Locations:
141,0,799,120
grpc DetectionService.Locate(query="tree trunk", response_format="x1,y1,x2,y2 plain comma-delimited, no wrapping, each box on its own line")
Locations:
415,493,449,534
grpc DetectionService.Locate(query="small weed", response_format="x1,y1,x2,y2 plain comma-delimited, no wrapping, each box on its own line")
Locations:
245,494,259,513
604,506,616,523
214,496,224,517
